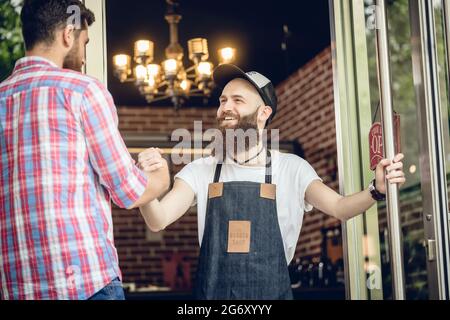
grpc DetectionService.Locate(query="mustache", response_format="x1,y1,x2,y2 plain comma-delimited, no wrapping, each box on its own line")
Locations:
217,111,241,122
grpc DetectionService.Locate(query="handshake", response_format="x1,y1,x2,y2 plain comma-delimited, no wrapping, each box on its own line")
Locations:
136,148,171,202
137,147,168,173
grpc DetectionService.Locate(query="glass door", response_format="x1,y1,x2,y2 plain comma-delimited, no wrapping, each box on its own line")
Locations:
371,0,428,300
330,0,450,299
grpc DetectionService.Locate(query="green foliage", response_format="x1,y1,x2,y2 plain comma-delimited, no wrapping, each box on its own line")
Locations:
0,0,24,81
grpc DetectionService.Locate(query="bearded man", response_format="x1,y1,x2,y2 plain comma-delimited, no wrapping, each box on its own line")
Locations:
136,64,406,300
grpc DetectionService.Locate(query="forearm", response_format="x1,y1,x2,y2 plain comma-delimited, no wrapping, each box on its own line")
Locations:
306,154,406,221
138,179,195,232
335,188,376,221
127,167,170,210
139,199,168,232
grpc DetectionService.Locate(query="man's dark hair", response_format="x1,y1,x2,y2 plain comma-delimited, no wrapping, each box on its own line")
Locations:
21,0,95,50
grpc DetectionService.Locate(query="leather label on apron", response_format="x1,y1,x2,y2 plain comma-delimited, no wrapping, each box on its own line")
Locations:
260,184,276,200
208,183,223,199
227,221,251,253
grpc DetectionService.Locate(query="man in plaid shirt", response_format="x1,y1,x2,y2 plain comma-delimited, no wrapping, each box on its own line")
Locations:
0,0,170,300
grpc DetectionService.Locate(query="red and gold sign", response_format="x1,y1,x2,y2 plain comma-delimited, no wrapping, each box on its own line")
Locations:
369,113,401,170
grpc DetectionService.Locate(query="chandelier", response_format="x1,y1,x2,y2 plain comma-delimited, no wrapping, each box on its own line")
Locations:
112,0,237,109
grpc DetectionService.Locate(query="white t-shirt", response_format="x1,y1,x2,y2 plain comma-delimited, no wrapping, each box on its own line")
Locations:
174,150,322,264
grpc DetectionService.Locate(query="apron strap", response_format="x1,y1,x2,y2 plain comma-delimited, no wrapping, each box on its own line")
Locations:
213,162,223,183
265,150,272,184
213,149,273,184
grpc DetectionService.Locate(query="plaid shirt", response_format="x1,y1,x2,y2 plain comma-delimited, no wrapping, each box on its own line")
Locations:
0,56,148,300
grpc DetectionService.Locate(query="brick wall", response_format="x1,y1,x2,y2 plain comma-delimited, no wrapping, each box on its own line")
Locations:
112,46,342,289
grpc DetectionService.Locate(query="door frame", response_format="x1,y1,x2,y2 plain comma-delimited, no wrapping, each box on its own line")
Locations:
83,0,108,85
329,0,450,299
409,0,450,299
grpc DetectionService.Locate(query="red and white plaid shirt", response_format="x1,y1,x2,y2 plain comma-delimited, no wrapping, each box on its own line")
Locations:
0,56,148,300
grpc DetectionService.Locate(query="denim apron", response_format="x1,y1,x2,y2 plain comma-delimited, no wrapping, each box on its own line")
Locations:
194,151,293,300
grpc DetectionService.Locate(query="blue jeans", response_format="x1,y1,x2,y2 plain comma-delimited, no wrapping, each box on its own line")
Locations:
88,277,125,300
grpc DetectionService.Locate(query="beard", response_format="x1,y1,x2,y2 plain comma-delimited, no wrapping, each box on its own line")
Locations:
214,109,261,161
63,39,83,72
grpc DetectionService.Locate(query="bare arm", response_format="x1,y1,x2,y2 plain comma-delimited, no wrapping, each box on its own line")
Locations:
305,153,406,221
138,178,195,232
305,180,375,221
133,147,195,231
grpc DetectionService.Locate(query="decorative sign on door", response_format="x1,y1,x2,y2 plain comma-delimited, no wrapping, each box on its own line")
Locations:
369,112,401,171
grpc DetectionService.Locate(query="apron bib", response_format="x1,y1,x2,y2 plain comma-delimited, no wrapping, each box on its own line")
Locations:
194,151,293,300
